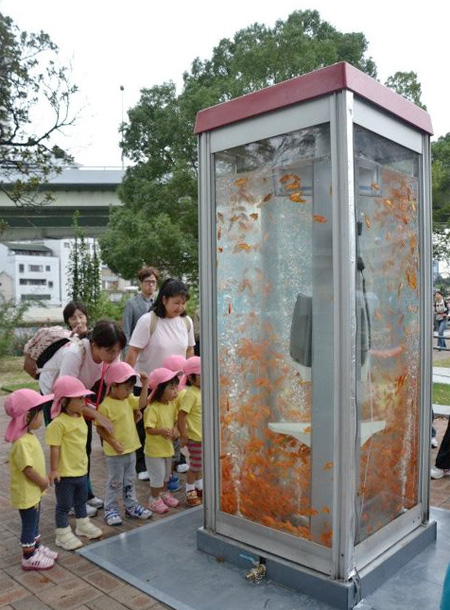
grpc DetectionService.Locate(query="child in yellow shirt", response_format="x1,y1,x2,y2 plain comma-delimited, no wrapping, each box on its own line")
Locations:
96,361,152,525
178,356,203,507
5,389,58,571
144,367,181,514
45,376,103,550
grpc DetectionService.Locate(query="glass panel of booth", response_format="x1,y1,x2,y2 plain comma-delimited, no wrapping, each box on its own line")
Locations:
214,124,335,546
354,125,420,544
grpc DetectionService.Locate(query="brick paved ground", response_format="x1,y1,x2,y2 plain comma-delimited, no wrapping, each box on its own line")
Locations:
0,351,449,610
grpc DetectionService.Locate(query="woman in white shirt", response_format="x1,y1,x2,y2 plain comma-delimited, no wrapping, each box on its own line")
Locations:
125,279,195,478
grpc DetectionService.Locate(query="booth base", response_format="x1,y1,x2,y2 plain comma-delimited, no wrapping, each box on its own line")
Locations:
77,506,444,610
197,518,437,610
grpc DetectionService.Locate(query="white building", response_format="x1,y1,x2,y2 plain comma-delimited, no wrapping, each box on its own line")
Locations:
0,242,60,304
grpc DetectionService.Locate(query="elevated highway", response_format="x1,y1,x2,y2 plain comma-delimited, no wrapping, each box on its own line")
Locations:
0,166,125,240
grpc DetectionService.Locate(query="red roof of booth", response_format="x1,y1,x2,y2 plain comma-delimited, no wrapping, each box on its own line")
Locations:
194,62,433,136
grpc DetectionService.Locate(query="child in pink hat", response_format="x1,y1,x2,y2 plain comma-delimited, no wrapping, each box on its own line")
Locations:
4,389,58,571
162,354,189,488
96,362,152,526
178,356,203,507
45,376,103,550
144,367,182,513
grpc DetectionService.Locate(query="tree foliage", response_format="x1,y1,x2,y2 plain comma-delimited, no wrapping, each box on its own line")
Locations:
431,133,450,263
0,11,77,215
68,213,102,321
99,9,424,285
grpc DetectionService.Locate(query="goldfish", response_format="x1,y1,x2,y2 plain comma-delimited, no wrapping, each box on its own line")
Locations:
371,182,380,191
234,177,248,187
249,213,259,221
235,242,252,252
217,247,223,253
262,193,273,202
323,461,333,471
228,301,232,314
313,214,327,224
217,226,222,240
364,212,371,229
290,192,306,203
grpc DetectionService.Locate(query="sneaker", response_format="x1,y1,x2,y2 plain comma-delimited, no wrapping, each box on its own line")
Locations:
104,509,123,526
431,437,439,448
167,475,181,492
125,504,153,519
87,496,104,509
22,550,54,571
86,504,98,518
75,517,103,539
148,497,169,514
137,471,150,481
69,503,97,517
161,492,179,508
37,545,58,560
195,488,203,500
186,490,202,507
431,467,450,479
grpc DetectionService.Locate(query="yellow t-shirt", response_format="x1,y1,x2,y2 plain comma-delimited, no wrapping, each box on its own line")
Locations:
45,412,88,477
10,433,46,509
98,395,141,456
179,386,202,442
144,400,178,458
174,388,186,412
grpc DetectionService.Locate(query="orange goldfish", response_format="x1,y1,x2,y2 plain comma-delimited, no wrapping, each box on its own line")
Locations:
234,177,248,187
313,214,327,224
262,193,273,202
290,192,306,203
249,213,259,221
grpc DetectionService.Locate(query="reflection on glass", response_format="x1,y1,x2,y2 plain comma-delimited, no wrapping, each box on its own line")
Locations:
216,125,333,545
354,126,420,543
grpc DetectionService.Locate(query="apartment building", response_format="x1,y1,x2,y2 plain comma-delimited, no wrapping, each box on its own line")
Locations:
0,242,60,304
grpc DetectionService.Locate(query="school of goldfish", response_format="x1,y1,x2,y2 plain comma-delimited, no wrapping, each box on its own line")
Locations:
215,161,420,549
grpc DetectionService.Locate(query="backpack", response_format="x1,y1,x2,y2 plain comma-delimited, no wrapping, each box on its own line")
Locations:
23,326,72,379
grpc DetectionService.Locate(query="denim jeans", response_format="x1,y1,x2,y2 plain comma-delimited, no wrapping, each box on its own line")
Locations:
438,319,447,349
19,503,40,547
105,452,138,512
55,475,88,527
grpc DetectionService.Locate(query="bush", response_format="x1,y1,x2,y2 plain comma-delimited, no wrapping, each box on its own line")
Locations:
0,297,29,359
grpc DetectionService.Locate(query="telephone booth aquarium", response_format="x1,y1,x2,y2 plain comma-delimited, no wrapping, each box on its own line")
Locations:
195,62,436,609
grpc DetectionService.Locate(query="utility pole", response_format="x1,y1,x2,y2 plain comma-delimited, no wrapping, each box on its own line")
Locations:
120,85,124,170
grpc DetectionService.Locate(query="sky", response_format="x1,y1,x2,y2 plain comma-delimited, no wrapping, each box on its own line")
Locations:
2,0,449,168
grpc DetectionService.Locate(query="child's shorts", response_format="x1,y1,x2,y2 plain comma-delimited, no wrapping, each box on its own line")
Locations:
144,456,172,488
187,440,202,472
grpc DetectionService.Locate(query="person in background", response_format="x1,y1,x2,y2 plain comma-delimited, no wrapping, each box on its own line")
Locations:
435,291,448,351
39,301,90,425
4,389,58,571
122,266,159,351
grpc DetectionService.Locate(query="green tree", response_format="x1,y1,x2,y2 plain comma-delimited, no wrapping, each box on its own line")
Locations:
431,134,450,264
0,296,29,359
68,213,102,320
0,11,77,223
384,72,425,109
99,9,424,285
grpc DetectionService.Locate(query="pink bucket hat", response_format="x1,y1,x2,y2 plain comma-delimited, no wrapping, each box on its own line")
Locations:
105,362,137,386
51,375,94,418
162,355,187,389
183,356,201,376
4,389,54,442
148,367,180,402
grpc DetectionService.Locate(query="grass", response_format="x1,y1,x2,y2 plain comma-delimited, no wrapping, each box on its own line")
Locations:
433,383,450,405
0,356,39,395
